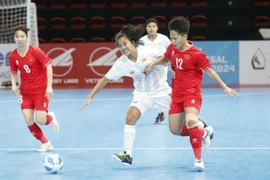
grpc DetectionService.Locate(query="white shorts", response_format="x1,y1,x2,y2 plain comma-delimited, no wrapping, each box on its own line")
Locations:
129,91,171,115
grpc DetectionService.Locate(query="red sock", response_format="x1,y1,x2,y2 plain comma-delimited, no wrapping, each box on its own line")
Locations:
45,114,53,125
187,126,203,159
28,123,48,143
180,123,189,136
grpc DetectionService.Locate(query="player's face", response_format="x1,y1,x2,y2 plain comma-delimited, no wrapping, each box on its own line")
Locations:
146,22,158,36
117,36,136,56
14,30,28,47
169,30,187,49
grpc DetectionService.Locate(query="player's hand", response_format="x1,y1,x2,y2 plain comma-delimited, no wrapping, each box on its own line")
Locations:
11,86,19,96
224,87,238,98
79,98,92,111
46,86,54,100
145,63,154,73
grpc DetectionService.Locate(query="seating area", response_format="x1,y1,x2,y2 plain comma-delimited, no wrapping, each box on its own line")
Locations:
33,0,270,43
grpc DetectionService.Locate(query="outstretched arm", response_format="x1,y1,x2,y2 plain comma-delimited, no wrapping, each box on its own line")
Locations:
205,68,238,98
79,76,110,111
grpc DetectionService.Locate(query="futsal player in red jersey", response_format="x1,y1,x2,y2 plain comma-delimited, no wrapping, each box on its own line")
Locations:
9,25,59,152
146,18,238,171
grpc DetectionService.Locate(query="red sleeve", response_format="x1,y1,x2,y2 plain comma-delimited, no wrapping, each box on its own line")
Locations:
9,53,17,73
33,46,52,67
196,53,211,71
164,43,174,60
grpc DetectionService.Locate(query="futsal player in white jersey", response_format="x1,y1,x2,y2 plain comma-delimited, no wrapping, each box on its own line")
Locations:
79,24,211,166
140,18,171,123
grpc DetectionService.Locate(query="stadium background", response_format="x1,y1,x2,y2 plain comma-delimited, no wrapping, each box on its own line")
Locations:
1,0,269,89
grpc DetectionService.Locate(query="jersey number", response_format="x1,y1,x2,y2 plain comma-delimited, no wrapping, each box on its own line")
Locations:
23,65,31,73
19,95,23,104
176,58,183,70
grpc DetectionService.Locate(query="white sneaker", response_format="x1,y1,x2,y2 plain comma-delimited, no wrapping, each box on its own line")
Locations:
38,141,53,152
203,126,214,149
194,158,205,171
48,112,59,133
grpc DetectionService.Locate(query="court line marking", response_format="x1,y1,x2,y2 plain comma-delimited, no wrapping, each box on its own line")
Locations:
0,91,270,103
1,147,270,151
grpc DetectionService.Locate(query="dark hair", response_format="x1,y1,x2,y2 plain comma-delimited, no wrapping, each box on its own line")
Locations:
168,17,190,35
14,25,30,37
115,24,145,47
146,18,158,26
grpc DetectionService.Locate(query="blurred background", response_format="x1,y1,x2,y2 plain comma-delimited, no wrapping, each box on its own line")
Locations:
34,0,270,43
0,0,269,89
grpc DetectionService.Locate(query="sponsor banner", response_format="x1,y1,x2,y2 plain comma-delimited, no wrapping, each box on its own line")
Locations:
40,43,133,89
167,41,239,86
239,41,270,85
195,41,239,85
0,44,17,88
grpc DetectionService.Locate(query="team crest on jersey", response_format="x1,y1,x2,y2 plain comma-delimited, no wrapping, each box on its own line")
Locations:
171,51,175,56
141,58,146,61
184,54,191,60
130,71,134,75
15,60,19,65
28,57,35,62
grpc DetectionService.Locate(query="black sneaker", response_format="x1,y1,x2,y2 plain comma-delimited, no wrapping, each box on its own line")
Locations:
154,112,165,124
112,151,133,166
198,117,214,140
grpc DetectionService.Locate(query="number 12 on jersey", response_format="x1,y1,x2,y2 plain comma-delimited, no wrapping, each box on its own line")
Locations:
176,58,183,70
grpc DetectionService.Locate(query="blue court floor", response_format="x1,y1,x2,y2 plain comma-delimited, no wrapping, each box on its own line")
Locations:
0,88,270,180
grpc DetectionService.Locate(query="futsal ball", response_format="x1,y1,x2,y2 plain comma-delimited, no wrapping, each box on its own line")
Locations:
43,153,64,174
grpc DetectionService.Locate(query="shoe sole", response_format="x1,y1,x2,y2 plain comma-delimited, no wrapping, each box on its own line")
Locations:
38,145,53,152
194,166,204,172
112,155,132,166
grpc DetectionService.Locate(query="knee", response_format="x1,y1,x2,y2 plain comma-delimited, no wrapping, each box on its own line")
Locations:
24,117,34,126
36,116,46,125
126,113,140,125
169,126,182,135
186,113,198,128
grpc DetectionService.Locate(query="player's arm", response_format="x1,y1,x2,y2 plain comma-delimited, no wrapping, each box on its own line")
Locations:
80,60,123,111
79,76,110,111
145,56,169,73
87,77,109,100
9,55,19,95
205,67,238,98
46,64,53,89
205,68,227,89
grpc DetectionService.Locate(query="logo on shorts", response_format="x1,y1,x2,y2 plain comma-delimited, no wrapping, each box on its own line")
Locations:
191,99,195,104
43,103,47,107
47,47,76,77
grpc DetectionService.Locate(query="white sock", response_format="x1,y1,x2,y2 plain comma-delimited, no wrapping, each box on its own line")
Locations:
124,124,135,157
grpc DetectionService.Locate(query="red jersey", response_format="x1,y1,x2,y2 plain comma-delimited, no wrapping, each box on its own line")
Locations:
9,45,52,94
165,42,210,102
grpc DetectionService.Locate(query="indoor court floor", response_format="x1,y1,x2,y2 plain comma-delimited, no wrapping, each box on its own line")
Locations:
0,88,269,180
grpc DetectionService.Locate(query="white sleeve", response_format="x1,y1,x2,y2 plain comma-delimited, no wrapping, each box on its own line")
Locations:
105,58,124,80
163,36,171,49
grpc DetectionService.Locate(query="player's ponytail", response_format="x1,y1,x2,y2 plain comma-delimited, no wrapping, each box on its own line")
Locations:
115,24,145,47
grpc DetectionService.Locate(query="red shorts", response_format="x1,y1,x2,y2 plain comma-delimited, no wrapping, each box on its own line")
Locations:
169,95,202,114
19,93,49,111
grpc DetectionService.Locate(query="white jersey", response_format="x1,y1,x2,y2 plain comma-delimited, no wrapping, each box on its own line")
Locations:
140,33,171,77
140,33,170,50
105,46,170,94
